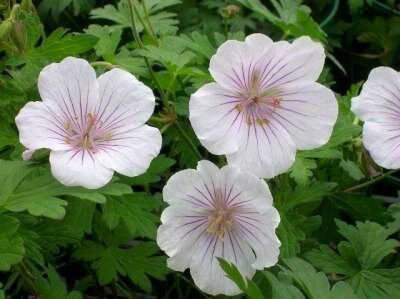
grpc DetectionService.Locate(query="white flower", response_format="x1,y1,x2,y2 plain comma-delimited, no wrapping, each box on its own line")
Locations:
15,57,162,189
157,160,280,296
351,67,400,169
189,34,338,178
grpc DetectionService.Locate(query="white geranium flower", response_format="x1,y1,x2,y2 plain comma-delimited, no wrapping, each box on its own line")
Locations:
157,160,280,296
16,57,162,189
189,34,338,178
351,67,400,169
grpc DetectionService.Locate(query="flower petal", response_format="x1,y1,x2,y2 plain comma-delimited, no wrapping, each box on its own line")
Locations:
38,57,99,131
275,82,338,149
96,68,155,129
362,121,400,169
235,208,281,269
96,124,161,177
227,120,296,178
190,233,254,296
219,164,273,210
261,36,325,90
190,83,245,155
209,34,273,91
49,150,113,189
352,67,400,123
15,101,71,151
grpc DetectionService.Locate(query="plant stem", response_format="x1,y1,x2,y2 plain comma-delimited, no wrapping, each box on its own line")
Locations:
140,0,159,46
175,120,202,160
320,0,339,28
90,61,114,69
344,169,399,192
127,0,167,104
370,0,400,16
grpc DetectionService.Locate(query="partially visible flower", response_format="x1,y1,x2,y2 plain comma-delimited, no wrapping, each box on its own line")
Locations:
157,160,280,296
16,57,162,189
352,67,400,169
189,33,338,178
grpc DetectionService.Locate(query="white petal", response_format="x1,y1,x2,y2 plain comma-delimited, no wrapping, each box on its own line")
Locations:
235,208,281,269
362,121,400,169
227,120,296,178
352,67,400,123
49,150,113,189
219,164,273,210
190,83,244,155
38,57,99,128
261,36,324,90
162,160,219,210
157,205,209,271
96,125,161,177
276,82,338,149
190,233,254,296
15,101,71,151
209,35,273,91
96,68,155,129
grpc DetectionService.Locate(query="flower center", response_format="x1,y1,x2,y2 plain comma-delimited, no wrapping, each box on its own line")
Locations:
207,209,234,239
64,113,112,153
233,69,282,126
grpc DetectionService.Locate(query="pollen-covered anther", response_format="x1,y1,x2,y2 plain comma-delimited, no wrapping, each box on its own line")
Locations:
256,117,269,126
246,116,253,125
272,96,282,107
235,103,243,112
207,210,234,240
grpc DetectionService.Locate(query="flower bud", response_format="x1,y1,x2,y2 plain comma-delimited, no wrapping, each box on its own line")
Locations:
0,19,12,40
10,19,27,53
219,4,240,19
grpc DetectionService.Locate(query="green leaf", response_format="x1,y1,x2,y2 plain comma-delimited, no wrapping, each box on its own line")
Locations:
262,271,305,299
218,258,265,299
90,0,181,35
236,0,326,41
277,181,337,212
168,31,216,59
351,268,400,299
102,193,162,239
336,220,400,269
84,25,121,60
0,160,132,219
348,0,365,15
10,28,98,66
0,215,24,271
281,258,358,299
277,213,321,258
36,266,83,299
340,159,365,181
306,219,400,297
62,198,96,239
289,157,317,186
75,241,168,292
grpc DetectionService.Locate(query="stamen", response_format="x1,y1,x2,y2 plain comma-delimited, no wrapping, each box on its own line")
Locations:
256,118,269,126
272,96,282,107
207,210,234,240
235,104,243,112
246,116,252,125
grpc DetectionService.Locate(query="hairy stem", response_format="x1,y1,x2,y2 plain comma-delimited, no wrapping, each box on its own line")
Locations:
344,169,399,192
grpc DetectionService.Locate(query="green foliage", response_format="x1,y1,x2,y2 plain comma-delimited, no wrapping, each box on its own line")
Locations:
1,0,400,298
0,215,24,271
75,239,168,291
306,219,400,298
36,266,83,299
